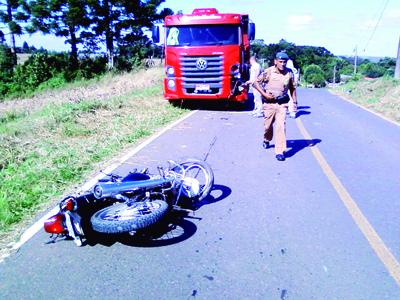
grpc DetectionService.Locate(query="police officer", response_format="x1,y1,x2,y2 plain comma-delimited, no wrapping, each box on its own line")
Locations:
252,51,298,161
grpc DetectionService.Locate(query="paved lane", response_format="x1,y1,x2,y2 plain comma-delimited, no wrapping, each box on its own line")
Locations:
1,88,399,299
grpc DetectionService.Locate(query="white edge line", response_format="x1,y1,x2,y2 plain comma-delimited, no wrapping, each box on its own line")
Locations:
9,110,198,252
327,89,399,127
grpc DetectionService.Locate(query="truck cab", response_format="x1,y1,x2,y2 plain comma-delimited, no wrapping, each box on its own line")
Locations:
154,8,255,103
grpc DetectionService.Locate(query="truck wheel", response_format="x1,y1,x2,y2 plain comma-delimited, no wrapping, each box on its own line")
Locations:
168,99,184,107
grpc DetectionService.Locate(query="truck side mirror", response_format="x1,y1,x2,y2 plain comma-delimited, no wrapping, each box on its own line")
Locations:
249,23,255,41
152,26,160,44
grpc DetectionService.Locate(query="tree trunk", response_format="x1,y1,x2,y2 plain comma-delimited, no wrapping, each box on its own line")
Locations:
106,30,114,70
7,0,17,66
68,24,79,70
104,0,113,70
395,36,400,79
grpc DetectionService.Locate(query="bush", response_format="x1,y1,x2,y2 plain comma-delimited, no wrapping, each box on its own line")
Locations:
12,52,53,91
0,45,14,83
74,55,107,80
350,73,362,82
359,62,386,78
303,64,326,87
37,73,67,91
0,82,10,98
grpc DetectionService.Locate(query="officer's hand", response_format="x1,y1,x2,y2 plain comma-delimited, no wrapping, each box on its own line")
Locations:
264,92,274,100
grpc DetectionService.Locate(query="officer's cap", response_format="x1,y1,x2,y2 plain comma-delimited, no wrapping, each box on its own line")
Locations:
275,52,289,60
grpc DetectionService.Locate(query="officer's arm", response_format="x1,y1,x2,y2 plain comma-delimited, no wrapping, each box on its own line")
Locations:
289,77,298,110
253,73,274,99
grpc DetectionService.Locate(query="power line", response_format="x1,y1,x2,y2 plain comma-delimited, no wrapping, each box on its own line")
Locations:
362,0,390,53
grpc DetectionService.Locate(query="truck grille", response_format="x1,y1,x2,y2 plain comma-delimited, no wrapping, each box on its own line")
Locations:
180,55,223,95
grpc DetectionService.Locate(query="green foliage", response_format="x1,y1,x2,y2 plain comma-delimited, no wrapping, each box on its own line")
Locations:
251,39,394,83
77,55,107,79
86,0,168,69
1,50,108,99
303,64,326,87
0,75,186,231
0,0,30,66
341,64,355,75
15,52,53,88
28,0,92,68
359,62,387,78
0,44,14,82
36,73,67,91
350,73,362,82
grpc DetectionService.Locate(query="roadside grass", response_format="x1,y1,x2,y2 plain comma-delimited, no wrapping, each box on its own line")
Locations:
329,76,400,124
0,67,187,240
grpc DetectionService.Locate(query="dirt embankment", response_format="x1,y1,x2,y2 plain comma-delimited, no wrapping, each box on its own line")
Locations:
0,67,163,117
329,77,400,124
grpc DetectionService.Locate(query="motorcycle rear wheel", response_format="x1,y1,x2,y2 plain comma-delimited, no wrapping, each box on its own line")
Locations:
91,200,168,233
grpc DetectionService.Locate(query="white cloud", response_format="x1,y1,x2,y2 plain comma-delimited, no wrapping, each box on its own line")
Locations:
386,8,400,19
286,15,313,31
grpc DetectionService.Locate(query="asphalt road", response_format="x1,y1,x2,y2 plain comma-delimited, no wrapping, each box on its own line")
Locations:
1,88,399,299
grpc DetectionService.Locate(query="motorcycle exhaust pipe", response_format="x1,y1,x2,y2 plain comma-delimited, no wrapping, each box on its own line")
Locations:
93,177,173,199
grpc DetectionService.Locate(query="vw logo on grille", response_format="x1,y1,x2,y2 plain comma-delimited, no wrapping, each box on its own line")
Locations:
196,58,208,70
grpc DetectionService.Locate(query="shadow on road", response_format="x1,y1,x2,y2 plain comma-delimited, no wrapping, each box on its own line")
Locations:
84,184,232,248
295,105,311,118
173,99,253,112
191,184,232,210
284,139,322,158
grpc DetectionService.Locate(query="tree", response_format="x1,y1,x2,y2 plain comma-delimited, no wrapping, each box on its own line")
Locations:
303,64,326,87
359,62,386,78
86,0,172,70
27,0,92,69
22,40,29,52
0,43,14,79
0,0,30,66
377,57,396,77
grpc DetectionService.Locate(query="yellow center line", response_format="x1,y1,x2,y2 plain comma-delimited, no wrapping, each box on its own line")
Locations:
296,118,400,286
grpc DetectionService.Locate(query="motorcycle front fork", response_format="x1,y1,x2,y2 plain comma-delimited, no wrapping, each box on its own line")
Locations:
64,212,84,246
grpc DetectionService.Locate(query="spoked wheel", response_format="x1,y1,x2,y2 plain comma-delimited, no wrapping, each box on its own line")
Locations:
177,159,214,201
91,200,168,233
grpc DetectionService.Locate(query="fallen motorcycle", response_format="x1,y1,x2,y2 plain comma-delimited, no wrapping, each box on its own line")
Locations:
44,158,214,246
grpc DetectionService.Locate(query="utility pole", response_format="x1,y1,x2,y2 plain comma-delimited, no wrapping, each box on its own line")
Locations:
333,64,336,84
395,36,400,79
353,45,358,75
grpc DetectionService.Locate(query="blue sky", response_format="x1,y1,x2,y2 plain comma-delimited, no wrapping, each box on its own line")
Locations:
14,0,400,58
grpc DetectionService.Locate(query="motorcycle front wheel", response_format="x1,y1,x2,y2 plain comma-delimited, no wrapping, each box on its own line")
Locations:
178,159,214,201
90,200,168,233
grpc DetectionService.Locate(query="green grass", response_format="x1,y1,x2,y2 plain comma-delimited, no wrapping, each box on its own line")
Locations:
0,71,187,233
329,76,400,123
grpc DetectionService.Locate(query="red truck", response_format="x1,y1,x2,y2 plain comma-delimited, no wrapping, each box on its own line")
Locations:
153,8,255,104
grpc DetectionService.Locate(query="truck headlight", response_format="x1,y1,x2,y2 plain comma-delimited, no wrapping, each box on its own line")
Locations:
167,66,175,76
167,79,176,90
230,64,240,78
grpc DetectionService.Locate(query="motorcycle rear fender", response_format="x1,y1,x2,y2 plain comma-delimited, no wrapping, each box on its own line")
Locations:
44,213,67,234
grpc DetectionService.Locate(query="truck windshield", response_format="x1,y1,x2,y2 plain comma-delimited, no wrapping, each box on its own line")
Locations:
166,25,239,46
